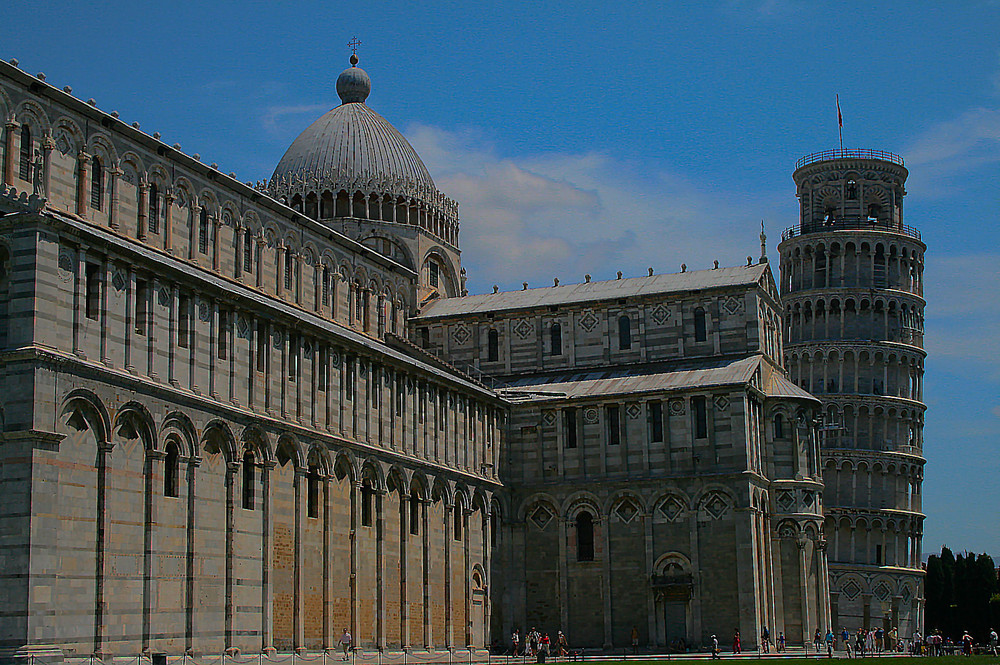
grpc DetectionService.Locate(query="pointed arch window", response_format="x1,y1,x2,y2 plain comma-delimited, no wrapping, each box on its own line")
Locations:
242,451,255,510
307,465,321,518
19,125,32,181
576,511,594,561
550,322,562,356
361,480,374,527
90,156,103,210
618,315,631,350
164,441,180,498
453,499,464,541
409,494,421,535
487,329,499,362
774,413,785,439
243,229,254,273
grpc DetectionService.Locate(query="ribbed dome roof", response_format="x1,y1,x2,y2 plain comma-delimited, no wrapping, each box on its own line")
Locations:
270,56,435,193
271,102,435,190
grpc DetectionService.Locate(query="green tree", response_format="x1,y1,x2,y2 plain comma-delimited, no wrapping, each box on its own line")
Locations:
925,546,998,642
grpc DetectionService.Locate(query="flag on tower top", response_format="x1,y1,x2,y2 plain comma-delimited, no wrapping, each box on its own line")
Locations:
837,94,843,128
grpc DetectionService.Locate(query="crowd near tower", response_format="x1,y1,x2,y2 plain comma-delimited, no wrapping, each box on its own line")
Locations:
778,150,926,635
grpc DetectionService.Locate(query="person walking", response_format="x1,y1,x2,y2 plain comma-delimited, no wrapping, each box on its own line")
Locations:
841,628,851,657
826,629,835,657
814,628,823,652
761,626,770,654
733,629,741,654
512,629,521,656
777,632,785,653
989,628,998,656
339,628,352,661
556,630,568,658
711,634,721,659
631,626,640,654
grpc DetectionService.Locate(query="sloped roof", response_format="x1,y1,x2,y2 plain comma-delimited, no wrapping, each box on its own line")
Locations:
414,264,770,319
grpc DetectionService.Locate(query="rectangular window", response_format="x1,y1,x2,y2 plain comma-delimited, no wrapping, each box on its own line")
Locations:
148,185,160,234
199,212,209,254
439,394,447,431
693,396,708,439
409,495,420,535
420,327,430,349
307,473,320,519
361,486,373,527
256,321,267,372
177,295,190,348
429,261,439,288
606,405,620,446
284,250,293,291
322,266,330,306
243,230,253,273
135,279,148,335
564,407,578,449
84,262,101,320
396,376,404,417
649,400,663,442
345,357,355,401
875,543,883,566
288,333,298,382
318,346,328,391
218,310,228,360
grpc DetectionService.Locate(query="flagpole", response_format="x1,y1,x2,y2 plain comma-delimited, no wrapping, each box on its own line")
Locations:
837,94,844,154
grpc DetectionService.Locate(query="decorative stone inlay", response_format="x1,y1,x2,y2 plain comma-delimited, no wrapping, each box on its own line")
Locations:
112,271,126,292
841,578,862,600
198,301,210,322
657,495,686,522
513,318,533,339
237,316,250,339
901,584,912,603
451,324,471,346
873,581,891,601
583,407,599,424
702,492,729,520
777,491,795,512
802,490,815,507
669,399,685,415
272,329,283,348
303,340,313,358
615,499,640,523
723,296,743,315
541,411,556,426
650,304,671,325
578,309,599,332
158,288,170,307
529,505,554,530
330,351,341,366
56,134,71,155
626,403,641,419
58,251,74,282
714,395,729,411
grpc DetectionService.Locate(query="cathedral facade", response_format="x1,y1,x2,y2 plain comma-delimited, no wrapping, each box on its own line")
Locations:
0,54,921,661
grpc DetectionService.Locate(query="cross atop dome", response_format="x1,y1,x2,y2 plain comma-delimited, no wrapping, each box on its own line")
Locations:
336,43,370,104
348,37,362,55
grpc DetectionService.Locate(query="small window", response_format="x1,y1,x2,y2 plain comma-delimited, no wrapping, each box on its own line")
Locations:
550,323,562,356
774,414,784,439
288,334,298,382
85,262,101,321
693,396,708,439
318,346,328,391
345,357,355,401
361,482,374,527
241,452,255,510
429,261,439,288
243,229,254,273
284,248,293,291
217,310,229,360
419,327,430,349
648,400,663,443
453,500,463,541
618,315,631,350
256,321,268,372
846,179,857,199
694,307,707,342
409,494,420,535
439,394,447,431
576,511,594,561
90,156,103,211
164,441,180,498
177,295,190,348
307,467,321,519
148,183,160,234
487,329,499,362
322,266,331,307
19,125,31,181
875,543,883,566
564,407,578,449
606,405,620,446
198,207,209,254
135,279,148,336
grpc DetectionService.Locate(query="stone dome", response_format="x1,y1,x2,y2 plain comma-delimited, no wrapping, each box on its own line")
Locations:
269,55,439,202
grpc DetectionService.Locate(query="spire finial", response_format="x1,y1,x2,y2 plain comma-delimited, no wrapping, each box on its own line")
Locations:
759,220,768,264
348,37,362,57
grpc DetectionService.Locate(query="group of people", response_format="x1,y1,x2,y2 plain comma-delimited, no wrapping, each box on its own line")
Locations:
510,628,569,660
919,628,999,656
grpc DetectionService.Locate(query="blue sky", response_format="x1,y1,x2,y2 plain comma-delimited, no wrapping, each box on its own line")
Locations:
5,1,998,557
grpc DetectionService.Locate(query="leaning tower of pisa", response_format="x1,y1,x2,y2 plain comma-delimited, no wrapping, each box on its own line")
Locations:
778,149,926,638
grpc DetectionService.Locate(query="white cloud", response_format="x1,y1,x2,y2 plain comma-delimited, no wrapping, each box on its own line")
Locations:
261,104,330,134
405,124,772,294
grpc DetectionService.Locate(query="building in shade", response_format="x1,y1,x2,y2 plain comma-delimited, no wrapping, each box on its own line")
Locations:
0,53,924,662
778,150,926,635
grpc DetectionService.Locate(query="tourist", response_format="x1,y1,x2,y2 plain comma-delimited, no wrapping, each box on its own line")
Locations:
556,630,568,658
339,629,352,661
778,632,786,652
631,626,640,654
826,629,835,657
989,628,998,656
961,631,973,656
733,629,741,654
841,627,851,657
512,629,520,656
761,626,770,653
711,634,721,659
541,632,551,659
814,628,823,652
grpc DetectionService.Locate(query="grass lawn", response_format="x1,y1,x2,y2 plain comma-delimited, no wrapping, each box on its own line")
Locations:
601,660,999,665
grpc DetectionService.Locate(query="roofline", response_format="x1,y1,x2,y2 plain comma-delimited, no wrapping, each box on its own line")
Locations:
0,59,415,278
